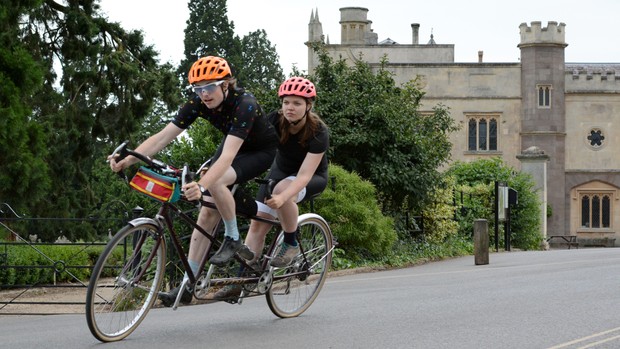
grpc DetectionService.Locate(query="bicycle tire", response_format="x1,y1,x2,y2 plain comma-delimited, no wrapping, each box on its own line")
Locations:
85,223,166,342
266,213,333,318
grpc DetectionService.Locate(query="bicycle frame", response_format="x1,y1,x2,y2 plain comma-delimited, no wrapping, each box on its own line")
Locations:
157,199,278,280
86,142,334,342
146,195,319,303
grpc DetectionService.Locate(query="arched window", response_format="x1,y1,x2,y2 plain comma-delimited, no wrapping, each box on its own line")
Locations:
478,119,487,150
489,119,497,150
537,84,551,108
468,119,476,151
467,115,499,152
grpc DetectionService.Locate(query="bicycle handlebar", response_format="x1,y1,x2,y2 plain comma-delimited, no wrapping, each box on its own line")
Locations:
109,141,187,181
109,141,274,200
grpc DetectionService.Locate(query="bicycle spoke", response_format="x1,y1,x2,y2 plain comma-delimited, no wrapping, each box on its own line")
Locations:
266,214,333,318
86,224,165,342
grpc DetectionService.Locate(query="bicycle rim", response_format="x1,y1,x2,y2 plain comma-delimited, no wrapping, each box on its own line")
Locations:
85,223,165,342
266,214,333,318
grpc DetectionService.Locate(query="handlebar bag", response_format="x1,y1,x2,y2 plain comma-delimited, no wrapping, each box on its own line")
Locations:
129,166,181,203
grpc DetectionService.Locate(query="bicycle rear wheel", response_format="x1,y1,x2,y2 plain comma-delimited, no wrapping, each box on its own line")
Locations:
86,223,166,342
266,213,333,318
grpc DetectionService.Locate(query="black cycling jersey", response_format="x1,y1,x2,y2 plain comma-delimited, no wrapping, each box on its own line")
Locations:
172,88,278,152
268,110,329,175
255,111,329,203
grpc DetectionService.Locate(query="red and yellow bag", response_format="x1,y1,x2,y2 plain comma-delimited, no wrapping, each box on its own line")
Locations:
129,167,181,203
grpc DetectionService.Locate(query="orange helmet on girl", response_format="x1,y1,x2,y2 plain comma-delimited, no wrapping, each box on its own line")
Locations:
278,77,316,99
188,56,232,84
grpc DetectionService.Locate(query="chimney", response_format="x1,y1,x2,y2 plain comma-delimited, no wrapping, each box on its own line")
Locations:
478,50,483,63
411,23,420,44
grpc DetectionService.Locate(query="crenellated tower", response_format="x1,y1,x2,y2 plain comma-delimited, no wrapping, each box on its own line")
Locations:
518,21,568,235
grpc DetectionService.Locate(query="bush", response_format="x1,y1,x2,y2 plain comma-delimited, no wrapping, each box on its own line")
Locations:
0,242,114,287
312,164,397,261
418,175,460,245
448,158,543,250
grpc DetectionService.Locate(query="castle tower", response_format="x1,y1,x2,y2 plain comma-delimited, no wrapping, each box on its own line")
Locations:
339,7,377,45
518,21,568,235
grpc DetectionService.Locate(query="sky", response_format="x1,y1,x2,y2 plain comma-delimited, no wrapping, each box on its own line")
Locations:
99,0,620,76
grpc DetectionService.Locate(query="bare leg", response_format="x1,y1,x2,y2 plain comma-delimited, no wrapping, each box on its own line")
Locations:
244,214,275,261
207,167,255,264
188,166,237,264
277,199,299,233
187,202,220,263
271,179,299,233
208,167,238,222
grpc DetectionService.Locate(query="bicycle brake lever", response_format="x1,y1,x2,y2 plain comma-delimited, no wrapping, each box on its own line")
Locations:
197,159,211,176
108,140,129,162
182,164,189,187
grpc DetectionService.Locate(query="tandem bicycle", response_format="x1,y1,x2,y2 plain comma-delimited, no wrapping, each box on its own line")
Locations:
85,141,334,342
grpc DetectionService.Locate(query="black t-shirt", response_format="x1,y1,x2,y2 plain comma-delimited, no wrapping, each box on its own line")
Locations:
172,88,277,152
268,111,329,175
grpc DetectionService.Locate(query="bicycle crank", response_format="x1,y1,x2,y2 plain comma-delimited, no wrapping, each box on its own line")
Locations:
256,269,273,294
194,264,215,299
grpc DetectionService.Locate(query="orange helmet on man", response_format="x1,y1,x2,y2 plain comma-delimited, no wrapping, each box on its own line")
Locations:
188,56,232,84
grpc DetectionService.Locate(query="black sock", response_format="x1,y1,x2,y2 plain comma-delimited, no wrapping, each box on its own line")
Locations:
283,229,298,246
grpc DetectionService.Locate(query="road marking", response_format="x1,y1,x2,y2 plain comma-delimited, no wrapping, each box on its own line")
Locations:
546,326,620,349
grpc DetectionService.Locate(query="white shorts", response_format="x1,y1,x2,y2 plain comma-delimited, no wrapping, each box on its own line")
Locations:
256,176,306,218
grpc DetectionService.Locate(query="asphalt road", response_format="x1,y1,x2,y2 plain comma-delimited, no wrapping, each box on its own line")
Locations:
2,248,620,349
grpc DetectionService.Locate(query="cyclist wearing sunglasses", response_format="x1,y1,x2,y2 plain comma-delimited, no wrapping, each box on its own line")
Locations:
109,56,278,306
211,77,329,300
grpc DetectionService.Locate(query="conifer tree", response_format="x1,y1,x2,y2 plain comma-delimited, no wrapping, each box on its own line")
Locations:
2,0,179,239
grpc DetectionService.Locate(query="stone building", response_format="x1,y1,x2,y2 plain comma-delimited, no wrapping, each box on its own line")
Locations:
307,7,620,246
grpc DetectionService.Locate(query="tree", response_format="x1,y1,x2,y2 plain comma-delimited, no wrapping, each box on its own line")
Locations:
310,44,459,212
179,0,242,85
0,0,50,214
239,29,284,89
2,0,181,240
239,29,284,113
179,0,284,93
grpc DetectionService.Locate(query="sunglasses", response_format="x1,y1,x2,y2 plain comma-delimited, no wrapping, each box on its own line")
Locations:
192,80,224,94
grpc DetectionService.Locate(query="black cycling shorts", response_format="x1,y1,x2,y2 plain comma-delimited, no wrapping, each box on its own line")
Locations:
255,162,328,203
211,141,276,184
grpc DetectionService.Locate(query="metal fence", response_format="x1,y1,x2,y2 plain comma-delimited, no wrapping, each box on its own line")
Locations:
0,202,136,315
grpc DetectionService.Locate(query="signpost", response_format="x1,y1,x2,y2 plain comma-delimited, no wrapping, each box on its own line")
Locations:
495,181,518,251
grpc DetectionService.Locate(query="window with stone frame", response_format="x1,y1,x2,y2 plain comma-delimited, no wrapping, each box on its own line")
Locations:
467,114,499,151
586,128,605,149
580,192,612,229
537,84,552,108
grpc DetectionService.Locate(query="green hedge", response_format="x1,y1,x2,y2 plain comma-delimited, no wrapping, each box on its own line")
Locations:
0,243,125,287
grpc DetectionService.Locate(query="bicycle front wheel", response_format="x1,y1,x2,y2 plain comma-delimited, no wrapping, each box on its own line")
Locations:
85,223,166,342
266,213,333,318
